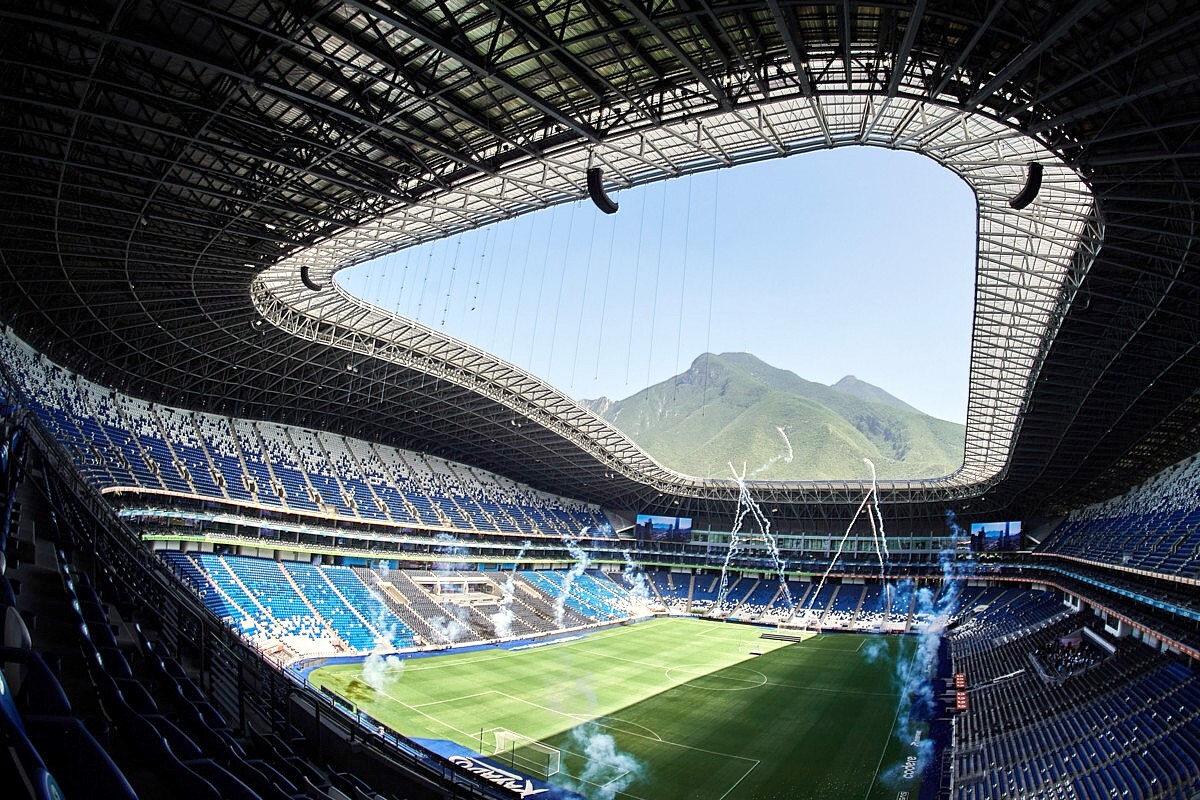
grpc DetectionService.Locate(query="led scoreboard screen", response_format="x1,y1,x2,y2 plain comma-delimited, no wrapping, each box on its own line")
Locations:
635,514,693,542
969,520,1023,552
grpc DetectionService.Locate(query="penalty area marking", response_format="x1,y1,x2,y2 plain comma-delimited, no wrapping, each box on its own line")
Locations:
718,761,760,800
663,664,769,691
367,685,489,747
550,717,759,800
412,690,498,709
794,634,870,651
492,691,756,764
694,625,764,640
566,713,664,742
333,673,763,800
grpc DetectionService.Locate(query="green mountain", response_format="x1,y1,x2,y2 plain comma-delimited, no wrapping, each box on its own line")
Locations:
831,374,922,415
581,353,965,481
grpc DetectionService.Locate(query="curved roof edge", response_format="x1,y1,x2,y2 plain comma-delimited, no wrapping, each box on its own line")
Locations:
255,90,1097,505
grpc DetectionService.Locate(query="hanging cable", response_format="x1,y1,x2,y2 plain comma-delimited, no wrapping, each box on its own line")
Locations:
594,208,619,381
702,170,720,416
645,182,668,389
413,237,440,320
486,221,516,348
570,205,600,388
394,237,416,316
462,225,490,342
507,214,538,360
527,204,560,369
478,217,512,352
672,175,694,400
439,238,463,326
463,223,487,315
624,183,649,387
545,201,579,376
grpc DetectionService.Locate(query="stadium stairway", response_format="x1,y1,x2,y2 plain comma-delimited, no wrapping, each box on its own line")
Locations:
352,569,444,645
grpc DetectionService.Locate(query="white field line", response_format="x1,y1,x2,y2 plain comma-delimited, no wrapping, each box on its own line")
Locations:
597,768,632,788
375,686,492,745
717,761,760,800
492,691,759,765
863,642,924,800
573,646,892,697
567,714,664,742
412,690,497,708
397,623,646,673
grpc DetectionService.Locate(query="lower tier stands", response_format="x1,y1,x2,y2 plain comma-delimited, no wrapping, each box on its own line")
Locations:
645,571,937,629
10,454,1200,800
4,459,422,800
158,551,637,655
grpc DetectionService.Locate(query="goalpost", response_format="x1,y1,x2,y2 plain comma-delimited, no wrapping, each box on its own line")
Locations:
491,729,561,778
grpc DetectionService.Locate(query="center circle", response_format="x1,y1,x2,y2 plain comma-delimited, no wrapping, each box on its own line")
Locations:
663,664,768,691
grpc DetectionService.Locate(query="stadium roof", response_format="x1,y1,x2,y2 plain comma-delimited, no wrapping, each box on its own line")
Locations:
1,0,1197,525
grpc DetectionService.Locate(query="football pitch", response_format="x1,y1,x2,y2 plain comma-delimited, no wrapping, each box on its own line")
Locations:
309,618,926,800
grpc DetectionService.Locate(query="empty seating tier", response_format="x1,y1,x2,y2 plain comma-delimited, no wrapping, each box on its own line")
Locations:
1040,453,1200,579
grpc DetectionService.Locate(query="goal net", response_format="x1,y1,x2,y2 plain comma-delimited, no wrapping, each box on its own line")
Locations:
491,729,561,777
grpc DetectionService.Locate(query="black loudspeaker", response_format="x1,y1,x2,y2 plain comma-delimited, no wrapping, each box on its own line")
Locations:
300,264,323,292
1009,162,1044,210
586,167,619,214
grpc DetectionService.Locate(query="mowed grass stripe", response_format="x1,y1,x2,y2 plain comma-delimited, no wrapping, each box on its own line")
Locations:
309,617,920,800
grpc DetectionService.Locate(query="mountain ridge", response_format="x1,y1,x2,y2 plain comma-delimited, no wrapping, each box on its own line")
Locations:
831,374,924,417
580,353,965,480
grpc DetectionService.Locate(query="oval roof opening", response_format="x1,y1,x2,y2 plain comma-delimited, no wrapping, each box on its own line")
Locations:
336,148,974,481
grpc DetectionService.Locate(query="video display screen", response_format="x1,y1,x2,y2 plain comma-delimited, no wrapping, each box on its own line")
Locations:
969,520,1023,552
635,514,693,542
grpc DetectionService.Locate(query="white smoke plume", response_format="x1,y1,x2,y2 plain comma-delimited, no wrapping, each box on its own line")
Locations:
362,623,404,692
362,651,404,692
874,511,975,782
750,426,795,477
566,724,644,800
714,463,792,618
803,460,888,625
863,458,890,576
555,538,591,627
429,603,472,643
489,540,531,638
488,604,516,639
860,638,887,664
620,550,652,611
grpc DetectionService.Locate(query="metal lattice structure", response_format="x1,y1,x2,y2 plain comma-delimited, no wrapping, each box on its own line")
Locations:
1,1,1198,526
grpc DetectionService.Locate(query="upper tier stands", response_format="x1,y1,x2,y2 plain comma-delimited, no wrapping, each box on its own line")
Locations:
0,331,608,538
1040,453,1200,579
948,590,1200,800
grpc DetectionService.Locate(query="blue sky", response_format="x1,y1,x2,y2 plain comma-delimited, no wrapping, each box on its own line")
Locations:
337,147,975,423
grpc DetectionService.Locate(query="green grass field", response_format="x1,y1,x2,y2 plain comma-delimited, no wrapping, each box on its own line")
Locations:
309,618,926,800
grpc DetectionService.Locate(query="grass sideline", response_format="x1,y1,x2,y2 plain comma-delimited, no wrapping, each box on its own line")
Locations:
309,617,925,800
